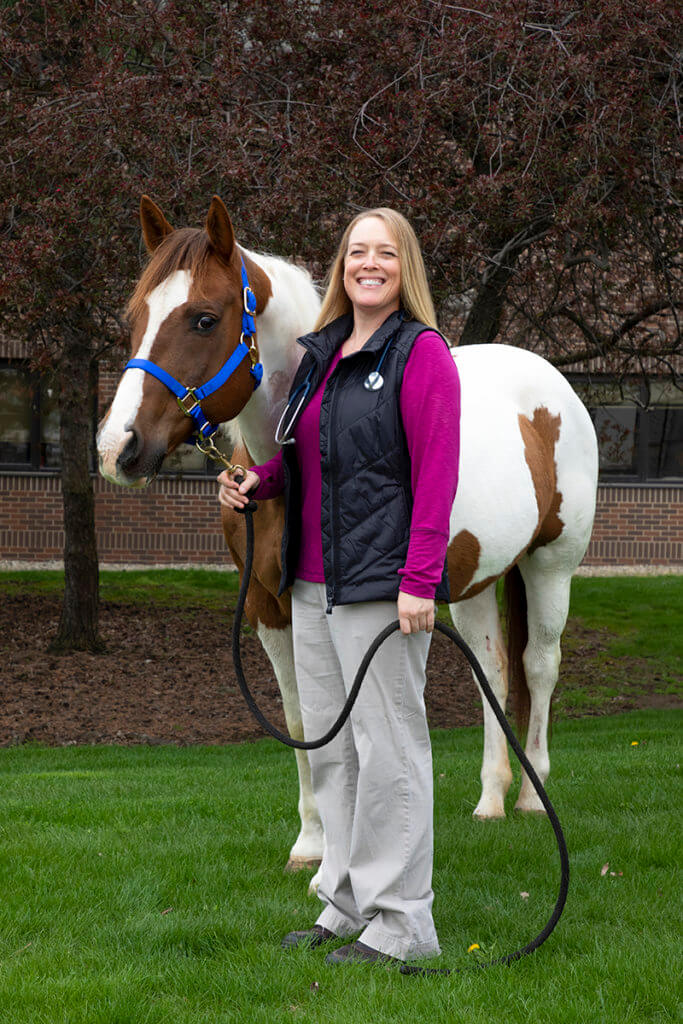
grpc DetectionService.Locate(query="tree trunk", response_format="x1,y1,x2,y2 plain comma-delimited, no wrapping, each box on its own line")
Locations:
458,269,513,346
51,328,103,653
459,221,551,346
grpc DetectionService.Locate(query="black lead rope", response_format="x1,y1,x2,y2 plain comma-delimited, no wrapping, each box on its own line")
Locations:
231,488,569,977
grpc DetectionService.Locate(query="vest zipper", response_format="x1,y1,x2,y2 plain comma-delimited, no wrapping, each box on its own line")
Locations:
325,374,339,614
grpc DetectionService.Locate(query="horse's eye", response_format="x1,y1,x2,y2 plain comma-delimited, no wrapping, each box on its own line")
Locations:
195,314,218,332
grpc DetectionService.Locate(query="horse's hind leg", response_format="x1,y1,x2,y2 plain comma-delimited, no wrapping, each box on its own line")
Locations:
449,583,512,819
514,557,573,813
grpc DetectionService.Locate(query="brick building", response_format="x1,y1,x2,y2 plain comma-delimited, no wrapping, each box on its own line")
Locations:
1,341,682,569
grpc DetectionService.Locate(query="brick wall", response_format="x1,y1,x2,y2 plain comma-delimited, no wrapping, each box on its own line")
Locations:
0,473,234,566
583,484,682,565
1,474,681,567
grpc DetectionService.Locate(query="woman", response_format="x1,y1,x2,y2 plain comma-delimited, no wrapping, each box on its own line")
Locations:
218,208,461,965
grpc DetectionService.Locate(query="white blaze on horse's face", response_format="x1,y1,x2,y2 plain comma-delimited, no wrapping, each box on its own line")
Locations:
97,270,192,486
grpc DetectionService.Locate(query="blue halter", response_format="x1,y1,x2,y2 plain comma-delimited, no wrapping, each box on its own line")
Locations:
124,257,264,442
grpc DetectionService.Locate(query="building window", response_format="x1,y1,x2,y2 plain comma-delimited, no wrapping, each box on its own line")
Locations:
572,377,683,483
0,362,61,470
1,360,224,478
647,407,683,479
589,405,683,481
590,406,638,476
159,443,218,477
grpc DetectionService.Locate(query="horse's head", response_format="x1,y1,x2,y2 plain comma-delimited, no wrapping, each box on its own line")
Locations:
97,195,271,486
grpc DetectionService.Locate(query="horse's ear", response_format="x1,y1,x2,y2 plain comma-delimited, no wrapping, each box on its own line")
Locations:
205,195,235,264
140,196,173,253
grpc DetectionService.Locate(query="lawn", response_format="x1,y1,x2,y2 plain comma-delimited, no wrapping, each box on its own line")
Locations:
568,575,683,687
0,567,241,610
552,575,682,715
0,709,679,1023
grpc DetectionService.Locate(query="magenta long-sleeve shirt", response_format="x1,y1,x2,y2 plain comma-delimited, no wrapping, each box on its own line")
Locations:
252,330,461,599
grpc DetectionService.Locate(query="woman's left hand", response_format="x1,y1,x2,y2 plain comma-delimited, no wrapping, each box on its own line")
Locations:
397,591,435,635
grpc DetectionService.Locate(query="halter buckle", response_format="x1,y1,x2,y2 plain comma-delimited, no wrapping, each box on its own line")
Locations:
176,388,200,418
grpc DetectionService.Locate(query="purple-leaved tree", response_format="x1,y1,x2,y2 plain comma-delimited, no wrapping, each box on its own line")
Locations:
1,0,679,648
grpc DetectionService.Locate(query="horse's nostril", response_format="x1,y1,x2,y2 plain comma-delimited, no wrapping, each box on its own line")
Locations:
117,429,141,472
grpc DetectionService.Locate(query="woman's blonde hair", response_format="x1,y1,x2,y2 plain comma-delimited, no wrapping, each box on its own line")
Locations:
314,208,438,332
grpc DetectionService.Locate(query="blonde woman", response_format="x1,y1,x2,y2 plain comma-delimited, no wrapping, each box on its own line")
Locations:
219,209,461,966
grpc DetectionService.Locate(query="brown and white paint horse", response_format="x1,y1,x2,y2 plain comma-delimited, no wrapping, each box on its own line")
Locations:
98,196,598,875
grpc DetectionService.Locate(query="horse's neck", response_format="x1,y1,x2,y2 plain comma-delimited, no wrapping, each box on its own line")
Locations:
234,252,321,466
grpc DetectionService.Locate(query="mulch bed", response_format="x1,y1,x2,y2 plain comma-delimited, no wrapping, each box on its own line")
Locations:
0,592,676,747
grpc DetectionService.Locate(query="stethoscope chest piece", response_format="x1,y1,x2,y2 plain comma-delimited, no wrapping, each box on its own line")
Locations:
364,371,384,392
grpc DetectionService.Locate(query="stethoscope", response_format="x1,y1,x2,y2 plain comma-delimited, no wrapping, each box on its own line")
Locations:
274,334,396,445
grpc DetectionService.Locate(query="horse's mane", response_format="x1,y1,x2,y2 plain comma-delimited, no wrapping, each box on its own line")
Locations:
128,229,320,330
127,228,213,324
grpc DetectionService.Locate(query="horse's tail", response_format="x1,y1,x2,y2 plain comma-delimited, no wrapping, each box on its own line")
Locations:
504,564,530,736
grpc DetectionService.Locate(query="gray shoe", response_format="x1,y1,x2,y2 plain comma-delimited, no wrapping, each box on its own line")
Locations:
325,940,402,966
281,924,338,950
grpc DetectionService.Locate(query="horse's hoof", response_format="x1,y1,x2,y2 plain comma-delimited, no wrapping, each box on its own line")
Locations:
472,797,506,820
284,856,322,874
514,803,547,816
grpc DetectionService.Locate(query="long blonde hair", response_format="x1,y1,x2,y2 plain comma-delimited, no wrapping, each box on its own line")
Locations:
314,208,438,332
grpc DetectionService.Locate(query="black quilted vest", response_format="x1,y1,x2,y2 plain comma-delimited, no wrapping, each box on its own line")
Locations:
278,309,451,608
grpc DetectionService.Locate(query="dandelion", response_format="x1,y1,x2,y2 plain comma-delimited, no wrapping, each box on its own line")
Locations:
467,943,480,953
631,741,639,746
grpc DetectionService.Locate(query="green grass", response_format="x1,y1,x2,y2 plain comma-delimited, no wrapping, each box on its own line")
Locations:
569,576,683,681
0,710,679,1023
554,576,683,714
0,568,240,609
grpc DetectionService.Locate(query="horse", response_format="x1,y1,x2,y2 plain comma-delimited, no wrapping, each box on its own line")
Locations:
97,194,598,876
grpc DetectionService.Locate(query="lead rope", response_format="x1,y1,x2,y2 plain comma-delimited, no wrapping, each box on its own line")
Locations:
231,483,570,977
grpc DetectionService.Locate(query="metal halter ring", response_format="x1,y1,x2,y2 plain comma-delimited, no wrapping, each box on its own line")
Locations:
243,285,257,314
240,332,260,365
195,433,246,476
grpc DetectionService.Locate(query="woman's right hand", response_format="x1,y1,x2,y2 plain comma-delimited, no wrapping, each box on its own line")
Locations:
217,469,261,510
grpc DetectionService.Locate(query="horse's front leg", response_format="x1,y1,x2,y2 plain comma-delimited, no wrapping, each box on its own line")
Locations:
222,492,324,879
254,619,324,873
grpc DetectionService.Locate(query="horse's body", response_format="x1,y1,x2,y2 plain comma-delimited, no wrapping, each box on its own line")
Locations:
98,197,598,872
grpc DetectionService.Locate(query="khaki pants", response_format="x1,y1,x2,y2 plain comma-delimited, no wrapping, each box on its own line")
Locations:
291,580,440,960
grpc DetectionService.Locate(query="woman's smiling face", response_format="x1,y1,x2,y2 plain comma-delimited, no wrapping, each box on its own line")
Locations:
343,216,401,319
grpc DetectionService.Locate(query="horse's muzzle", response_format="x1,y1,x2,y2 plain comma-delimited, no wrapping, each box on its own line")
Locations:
111,428,166,484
